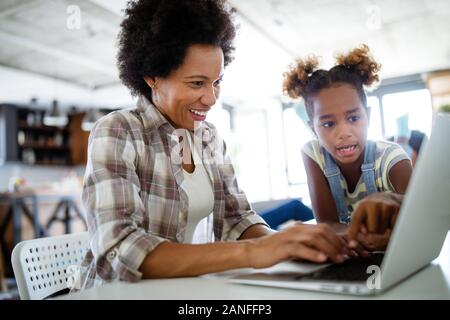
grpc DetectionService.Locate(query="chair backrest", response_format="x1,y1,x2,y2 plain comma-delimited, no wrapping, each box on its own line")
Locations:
11,232,89,300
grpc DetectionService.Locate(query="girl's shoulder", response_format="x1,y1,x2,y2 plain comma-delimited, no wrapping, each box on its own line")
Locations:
302,139,321,153
372,139,411,172
374,139,402,149
301,139,325,170
373,139,408,159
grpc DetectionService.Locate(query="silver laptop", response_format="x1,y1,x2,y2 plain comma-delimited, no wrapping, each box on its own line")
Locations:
230,113,450,295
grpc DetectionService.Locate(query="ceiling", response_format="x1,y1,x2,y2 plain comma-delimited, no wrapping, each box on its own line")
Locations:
0,0,449,101
231,0,450,78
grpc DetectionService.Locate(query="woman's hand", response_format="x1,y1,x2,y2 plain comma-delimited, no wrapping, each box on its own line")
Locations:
244,223,350,269
347,192,403,251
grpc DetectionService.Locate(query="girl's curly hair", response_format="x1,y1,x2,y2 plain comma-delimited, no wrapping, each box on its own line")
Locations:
117,0,236,102
282,44,381,119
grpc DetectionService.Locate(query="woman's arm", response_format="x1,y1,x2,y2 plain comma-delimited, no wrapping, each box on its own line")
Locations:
139,223,349,278
239,224,276,239
302,151,347,233
83,113,168,282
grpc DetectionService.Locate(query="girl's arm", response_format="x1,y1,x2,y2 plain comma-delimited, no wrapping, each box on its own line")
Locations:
346,160,412,251
388,159,413,194
302,151,347,233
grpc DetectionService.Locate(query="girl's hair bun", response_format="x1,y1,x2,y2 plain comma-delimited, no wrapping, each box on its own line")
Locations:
335,44,381,86
282,55,319,99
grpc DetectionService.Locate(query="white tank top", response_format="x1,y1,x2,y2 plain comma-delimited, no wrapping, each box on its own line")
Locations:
182,131,214,243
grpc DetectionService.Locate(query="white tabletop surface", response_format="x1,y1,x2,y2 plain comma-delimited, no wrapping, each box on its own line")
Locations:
58,231,450,300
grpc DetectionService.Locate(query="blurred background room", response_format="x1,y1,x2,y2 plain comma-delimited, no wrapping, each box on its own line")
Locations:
1,0,450,298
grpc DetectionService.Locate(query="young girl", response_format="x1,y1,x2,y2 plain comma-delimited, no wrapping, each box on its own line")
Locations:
282,45,413,250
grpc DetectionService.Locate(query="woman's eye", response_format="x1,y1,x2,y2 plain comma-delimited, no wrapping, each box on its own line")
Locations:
213,79,222,87
191,81,204,87
322,121,335,128
349,115,360,122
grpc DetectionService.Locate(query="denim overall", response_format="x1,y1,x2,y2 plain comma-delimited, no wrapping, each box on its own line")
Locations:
322,141,378,224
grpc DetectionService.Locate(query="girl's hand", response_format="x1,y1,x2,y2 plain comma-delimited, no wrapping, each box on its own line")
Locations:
356,225,392,251
347,192,403,250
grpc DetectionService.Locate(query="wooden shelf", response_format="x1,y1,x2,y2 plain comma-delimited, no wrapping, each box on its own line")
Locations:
1,105,95,166
18,143,69,151
18,123,68,132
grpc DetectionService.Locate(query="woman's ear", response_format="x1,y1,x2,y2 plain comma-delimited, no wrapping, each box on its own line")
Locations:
144,77,157,89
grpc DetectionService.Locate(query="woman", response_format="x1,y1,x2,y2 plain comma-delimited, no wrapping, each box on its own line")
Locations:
79,0,349,289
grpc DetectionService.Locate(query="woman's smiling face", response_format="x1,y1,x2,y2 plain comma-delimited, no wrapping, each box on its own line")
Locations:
310,84,370,165
145,44,224,131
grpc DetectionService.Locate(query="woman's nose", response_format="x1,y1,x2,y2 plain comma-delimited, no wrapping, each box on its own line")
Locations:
201,86,218,106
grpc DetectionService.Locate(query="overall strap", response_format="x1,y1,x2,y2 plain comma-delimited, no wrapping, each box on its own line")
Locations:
361,140,378,196
322,147,350,223
322,141,378,224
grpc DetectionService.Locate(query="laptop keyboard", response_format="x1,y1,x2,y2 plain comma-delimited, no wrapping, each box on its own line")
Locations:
296,253,384,282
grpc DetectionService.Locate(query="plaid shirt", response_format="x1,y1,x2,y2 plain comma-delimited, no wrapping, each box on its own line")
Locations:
79,96,267,289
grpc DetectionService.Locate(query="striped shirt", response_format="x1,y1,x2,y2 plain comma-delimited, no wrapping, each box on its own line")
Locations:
78,96,267,289
302,139,411,214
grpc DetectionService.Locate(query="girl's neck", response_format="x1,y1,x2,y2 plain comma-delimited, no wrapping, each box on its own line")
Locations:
336,151,365,193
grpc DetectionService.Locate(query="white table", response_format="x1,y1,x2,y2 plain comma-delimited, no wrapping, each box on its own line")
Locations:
59,231,450,300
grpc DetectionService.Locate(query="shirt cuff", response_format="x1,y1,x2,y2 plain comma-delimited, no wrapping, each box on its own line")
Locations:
105,229,168,282
225,213,270,241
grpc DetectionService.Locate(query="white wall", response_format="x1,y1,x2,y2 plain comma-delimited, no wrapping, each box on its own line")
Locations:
0,65,135,110
0,16,307,203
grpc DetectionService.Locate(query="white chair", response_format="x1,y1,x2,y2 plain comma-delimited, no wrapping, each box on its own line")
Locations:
11,232,89,300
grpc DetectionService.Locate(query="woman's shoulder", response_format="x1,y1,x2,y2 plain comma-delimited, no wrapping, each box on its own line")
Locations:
95,107,142,129
96,107,148,130
90,107,148,143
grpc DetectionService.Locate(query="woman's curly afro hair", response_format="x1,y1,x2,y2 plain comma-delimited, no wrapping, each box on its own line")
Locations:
282,44,381,119
117,0,236,101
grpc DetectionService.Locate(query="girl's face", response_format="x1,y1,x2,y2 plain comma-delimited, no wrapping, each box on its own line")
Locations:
144,44,224,131
309,84,369,165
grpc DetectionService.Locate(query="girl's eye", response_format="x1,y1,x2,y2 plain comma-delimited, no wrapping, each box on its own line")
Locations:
349,115,360,122
322,121,335,128
213,79,222,87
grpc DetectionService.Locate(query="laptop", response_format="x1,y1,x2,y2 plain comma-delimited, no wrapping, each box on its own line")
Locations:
229,113,450,295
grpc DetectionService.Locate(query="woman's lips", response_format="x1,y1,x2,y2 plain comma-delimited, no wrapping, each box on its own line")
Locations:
189,108,208,121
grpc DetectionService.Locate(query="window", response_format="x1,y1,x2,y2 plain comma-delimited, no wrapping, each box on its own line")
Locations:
367,96,383,140
382,89,433,138
282,104,312,185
